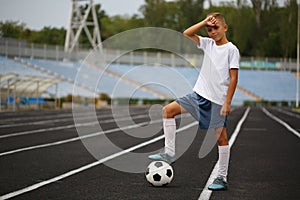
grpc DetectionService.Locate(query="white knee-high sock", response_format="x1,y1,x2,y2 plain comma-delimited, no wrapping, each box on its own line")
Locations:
163,118,176,157
218,145,230,181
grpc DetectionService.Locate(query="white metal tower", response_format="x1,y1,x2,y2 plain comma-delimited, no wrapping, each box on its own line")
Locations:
64,0,102,53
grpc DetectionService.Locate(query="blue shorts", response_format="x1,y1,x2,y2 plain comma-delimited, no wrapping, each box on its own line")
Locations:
176,92,227,129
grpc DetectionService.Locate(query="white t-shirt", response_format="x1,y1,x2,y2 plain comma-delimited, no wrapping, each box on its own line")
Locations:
193,36,240,105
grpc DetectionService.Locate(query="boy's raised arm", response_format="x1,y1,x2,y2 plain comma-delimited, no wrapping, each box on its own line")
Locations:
183,15,217,46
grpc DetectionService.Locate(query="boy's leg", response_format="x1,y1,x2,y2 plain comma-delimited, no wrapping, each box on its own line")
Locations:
162,101,186,156
215,127,230,180
163,118,176,156
162,101,187,118
148,101,186,163
208,127,230,190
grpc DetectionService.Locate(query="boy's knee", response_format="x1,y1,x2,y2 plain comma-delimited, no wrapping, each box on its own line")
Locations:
215,128,228,146
162,105,170,118
162,105,174,118
217,135,228,146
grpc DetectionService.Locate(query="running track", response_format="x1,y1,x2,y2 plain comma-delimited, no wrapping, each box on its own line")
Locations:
0,106,299,200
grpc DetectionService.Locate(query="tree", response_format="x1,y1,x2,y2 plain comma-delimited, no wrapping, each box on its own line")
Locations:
177,0,205,31
0,1,298,58
31,27,66,45
0,21,26,38
279,0,297,58
141,0,168,27
141,0,204,31
234,3,256,56
250,0,278,28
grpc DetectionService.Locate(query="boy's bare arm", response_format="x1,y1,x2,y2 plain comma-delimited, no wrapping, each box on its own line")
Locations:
183,16,217,45
220,69,238,116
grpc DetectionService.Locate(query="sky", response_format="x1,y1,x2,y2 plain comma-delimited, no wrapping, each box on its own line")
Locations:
0,0,145,30
0,0,286,30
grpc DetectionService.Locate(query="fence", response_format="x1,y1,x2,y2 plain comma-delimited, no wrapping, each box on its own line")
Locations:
0,37,297,71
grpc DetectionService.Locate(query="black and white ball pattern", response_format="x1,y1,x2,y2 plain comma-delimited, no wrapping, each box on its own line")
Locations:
145,161,174,187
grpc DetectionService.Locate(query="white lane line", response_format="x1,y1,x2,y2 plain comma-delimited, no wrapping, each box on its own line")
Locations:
198,107,251,200
262,107,300,138
0,112,81,123
0,124,79,139
0,111,144,128
0,119,161,157
0,116,93,128
0,114,150,139
0,109,132,123
0,121,198,200
271,107,300,119
0,113,71,123
0,114,192,156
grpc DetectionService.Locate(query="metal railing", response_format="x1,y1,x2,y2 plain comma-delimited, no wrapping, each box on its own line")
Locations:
0,38,297,71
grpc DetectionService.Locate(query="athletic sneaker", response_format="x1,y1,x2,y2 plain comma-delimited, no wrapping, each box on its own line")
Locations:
148,152,176,164
208,177,228,191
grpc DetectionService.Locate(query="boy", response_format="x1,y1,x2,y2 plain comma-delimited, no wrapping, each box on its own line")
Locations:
148,13,240,190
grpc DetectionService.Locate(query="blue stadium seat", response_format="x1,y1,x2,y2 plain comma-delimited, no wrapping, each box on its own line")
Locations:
239,70,299,101
21,58,158,99
2,56,299,104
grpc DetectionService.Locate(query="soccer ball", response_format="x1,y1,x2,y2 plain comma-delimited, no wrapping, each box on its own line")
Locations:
145,161,174,187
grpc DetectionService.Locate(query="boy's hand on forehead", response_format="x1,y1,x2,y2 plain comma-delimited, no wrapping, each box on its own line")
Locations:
205,16,217,27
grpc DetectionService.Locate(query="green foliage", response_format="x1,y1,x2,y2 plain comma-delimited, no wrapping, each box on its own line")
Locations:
100,15,144,40
29,27,66,45
278,0,298,58
141,0,204,31
0,21,26,38
0,1,298,58
0,21,65,46
177,0,205,30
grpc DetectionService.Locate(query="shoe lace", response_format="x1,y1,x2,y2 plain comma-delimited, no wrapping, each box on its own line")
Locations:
213,177,226,185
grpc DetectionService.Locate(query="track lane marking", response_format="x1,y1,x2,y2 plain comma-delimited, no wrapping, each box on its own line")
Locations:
0,112,81,123
271,107,300,119
0,119,161,157
198,107,251,200
0,115,97,128
0,114,192,156
0,121,198,200
262,107,300,138
0,114,151,139
0,111,148,128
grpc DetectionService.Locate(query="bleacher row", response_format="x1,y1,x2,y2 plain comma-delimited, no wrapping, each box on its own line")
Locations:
0,55,299,105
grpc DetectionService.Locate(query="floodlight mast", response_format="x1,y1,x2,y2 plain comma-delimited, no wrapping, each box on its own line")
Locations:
64,0,102,54
297,1,299,107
